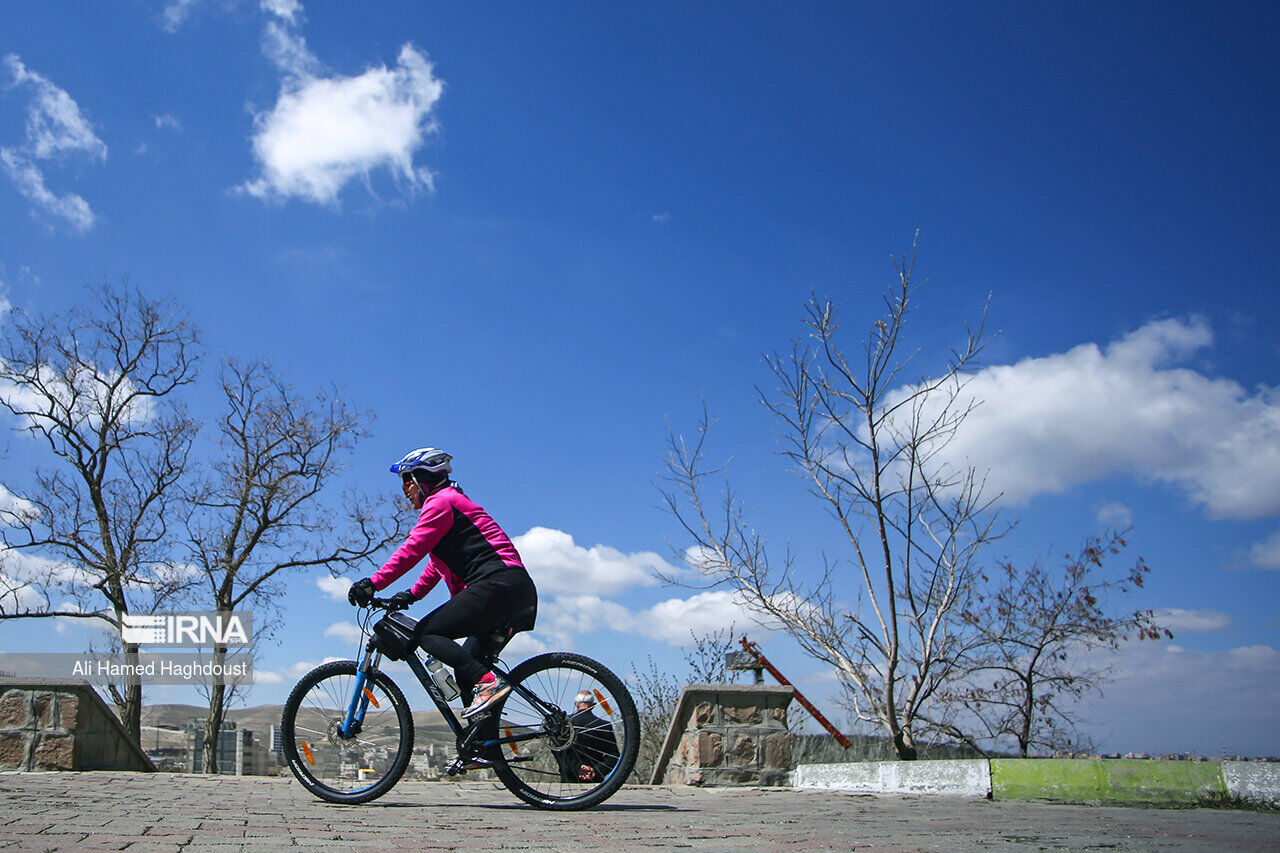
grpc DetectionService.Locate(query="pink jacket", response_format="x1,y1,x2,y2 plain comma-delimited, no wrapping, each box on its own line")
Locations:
370,485,525,600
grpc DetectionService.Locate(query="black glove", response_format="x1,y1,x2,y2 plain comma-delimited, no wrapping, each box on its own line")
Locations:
387,590,417,611
348,578,375,607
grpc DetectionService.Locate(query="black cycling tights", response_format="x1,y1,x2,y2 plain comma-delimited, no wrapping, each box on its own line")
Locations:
413,568,537,693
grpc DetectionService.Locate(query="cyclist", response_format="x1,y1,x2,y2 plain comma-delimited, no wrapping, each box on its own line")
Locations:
349,447,538,719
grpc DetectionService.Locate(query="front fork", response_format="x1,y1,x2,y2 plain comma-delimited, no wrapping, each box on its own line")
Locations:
341,642,383,738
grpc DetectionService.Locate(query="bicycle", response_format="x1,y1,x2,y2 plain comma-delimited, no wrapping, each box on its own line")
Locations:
280,596,639,810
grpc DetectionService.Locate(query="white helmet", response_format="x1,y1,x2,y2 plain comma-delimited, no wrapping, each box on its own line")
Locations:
574,690,596,706
390,447,453,477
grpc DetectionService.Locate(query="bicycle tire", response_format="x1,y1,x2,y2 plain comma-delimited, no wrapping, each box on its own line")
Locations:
281,660,414,804
483,652,639,810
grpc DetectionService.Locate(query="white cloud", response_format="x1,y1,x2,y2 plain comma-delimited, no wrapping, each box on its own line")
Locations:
1083,638,1280,756
142,560,205,589
52,601,88,635
284,657,342,678
1,55,105,232
1096,502,1133,529
1,148,96,233
0,362,157,436
0,483,37,519
535,594,638,647
315,573,350,602
634,590,774,646
514,527,669,596
1,547,92,589
323,621,363,644
160,0,203,32
528,588,775,652
0,571,46,615
501,631,550,660
0,555,98,633
251,656,348,687
239,3,443,206
1249,530,1280,571
3,56,106,161
1153,608,1233,634
261,0,303,25
153,113,182,131
903,318,1280,520
260,16,322,80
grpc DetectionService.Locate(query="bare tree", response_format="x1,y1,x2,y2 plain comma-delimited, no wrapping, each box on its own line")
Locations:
630,656,682,783
926,530,1169,757
183,359,405,773
0,282,201,744
661,245,1004,759
683,624,739,684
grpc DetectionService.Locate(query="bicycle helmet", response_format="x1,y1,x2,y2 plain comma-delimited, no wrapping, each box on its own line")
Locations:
390,447,453,477
574,690,596,706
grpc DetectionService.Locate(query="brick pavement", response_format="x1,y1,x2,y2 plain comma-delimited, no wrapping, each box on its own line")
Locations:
0,772,1277,852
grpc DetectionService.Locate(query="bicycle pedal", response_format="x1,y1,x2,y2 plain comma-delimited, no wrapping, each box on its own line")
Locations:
445,756,493,775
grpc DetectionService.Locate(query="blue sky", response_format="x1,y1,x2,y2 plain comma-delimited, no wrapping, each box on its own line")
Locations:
1,1,1278,757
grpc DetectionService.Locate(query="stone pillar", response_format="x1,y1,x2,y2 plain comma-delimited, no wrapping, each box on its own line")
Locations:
651,684,794,787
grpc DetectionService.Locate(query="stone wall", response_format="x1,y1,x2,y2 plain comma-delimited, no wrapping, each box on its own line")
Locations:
650,684,794,786
0,678,154,772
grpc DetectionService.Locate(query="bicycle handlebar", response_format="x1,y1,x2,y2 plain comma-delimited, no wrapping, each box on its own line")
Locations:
366,596,411,613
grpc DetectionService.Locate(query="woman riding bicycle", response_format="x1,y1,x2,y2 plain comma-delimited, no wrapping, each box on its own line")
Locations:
348,446,538,719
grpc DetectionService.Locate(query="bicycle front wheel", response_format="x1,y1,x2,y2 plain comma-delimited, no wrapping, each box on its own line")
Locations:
281,660,414,804
484,652,639,810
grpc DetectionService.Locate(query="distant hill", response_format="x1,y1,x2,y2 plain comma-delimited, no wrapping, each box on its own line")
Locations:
142,702,454,741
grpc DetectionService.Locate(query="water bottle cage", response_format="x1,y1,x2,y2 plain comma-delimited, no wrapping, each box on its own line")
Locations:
427,659,460,701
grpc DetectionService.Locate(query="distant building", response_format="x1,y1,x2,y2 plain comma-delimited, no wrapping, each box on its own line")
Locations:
268,724,284,762
187,720,270,776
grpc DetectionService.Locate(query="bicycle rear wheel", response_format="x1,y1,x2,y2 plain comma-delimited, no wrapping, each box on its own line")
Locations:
281,660,414,804
484,652,639,810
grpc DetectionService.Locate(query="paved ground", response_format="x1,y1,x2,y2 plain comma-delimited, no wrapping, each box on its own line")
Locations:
0,773,1277,852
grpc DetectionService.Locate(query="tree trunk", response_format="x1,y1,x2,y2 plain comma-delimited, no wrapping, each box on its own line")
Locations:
892,728,919,761
1018,674,1034,757
203,645,228,774
121,642,143,747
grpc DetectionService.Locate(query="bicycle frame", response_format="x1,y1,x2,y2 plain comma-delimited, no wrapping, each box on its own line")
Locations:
341,636,560,759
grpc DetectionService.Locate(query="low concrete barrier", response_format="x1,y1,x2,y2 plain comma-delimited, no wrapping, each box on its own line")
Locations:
990,759,1225,805
1224,760,1280,805
793,758,1280,806
792,759,991,797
